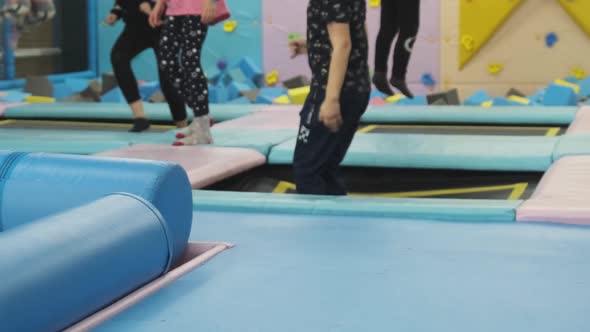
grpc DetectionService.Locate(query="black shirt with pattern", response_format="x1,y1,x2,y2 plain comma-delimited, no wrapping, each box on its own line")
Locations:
306,0,371,95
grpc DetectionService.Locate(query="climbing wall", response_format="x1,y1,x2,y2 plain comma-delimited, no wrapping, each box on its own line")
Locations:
442,0,590,97
262,0,441,94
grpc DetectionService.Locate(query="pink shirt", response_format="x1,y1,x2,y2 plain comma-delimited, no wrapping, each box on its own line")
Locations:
164,0,202,16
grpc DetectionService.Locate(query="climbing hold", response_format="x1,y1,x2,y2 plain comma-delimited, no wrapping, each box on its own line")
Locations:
223,20,237,33
488,63,504,75
571,67,587,80
273,95,291,105
288,32,303,41
545,32,558,48
369,0,381,7
461,34,475,52
421,73,436,87
266,70,279,86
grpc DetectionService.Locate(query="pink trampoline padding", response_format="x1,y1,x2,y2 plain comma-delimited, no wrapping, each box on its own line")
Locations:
214,108,300,129
517,156,590,225
96,144,266,188
64,242,233,332
566,106,590,135
258,105,302,113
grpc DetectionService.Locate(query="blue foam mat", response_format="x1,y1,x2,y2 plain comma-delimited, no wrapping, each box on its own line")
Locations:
552,134,590,161
193,191,520,222
362,106,577,125
269,134,558,171
96,210,590,332
4,103,263,122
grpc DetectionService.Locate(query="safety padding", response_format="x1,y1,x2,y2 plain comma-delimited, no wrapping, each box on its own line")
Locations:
566,106,590,135
209,127,296,156
269,134,558,172
4,102,192,121
0,194,172,332
361,106,577,125
552,135,590,161
517,156,590,225
193,191,520,222
0,152,192,263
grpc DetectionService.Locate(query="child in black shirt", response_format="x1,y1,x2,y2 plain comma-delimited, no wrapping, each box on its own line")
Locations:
289,0,370,196
107,0,187,132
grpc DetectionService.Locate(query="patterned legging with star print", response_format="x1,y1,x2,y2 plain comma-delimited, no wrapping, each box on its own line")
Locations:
158,15,209,117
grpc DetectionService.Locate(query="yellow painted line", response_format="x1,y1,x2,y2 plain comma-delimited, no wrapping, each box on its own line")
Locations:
272,180,529,200
0,119,15,126
545,128,561,137
357,125,378,133
7,119,174,130
508,182,528,201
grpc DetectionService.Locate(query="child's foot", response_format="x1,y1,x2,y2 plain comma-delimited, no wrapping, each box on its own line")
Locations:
129,118,150,132
372,72,394,96
175,116,214,139
173,115,213,146
390,78,414,99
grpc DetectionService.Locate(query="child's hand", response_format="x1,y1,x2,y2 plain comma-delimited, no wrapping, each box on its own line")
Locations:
149,0,165,27
105,14,118,26
201,0,217,24
289,38,307,58
319,99,343,132
139,2,152,15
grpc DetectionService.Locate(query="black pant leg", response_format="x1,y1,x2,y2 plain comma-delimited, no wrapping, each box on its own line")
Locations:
374,0,399,73
111,27,150,104
391,0,420,80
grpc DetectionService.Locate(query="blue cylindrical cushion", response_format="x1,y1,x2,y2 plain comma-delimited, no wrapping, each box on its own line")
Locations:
0,152,192,262
0,193,172,332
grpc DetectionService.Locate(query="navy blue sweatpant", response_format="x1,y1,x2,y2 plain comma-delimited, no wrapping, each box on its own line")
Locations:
293,89,370,196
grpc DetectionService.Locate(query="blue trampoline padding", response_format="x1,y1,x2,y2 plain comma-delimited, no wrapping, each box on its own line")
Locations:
192,191,520,222
0,138,129,154
4,102,262,122
0,194,172,332
362,106,577,125
209,127,296,156
552,135,590,161
4,102,190,121
0,152,192,262
269,134,557,171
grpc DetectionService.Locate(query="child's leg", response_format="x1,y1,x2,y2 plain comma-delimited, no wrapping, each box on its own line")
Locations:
390,0,420,98
293,91,370,195
111,28,152,132
373,0,398,96
150,28,188,128
173,16,211,146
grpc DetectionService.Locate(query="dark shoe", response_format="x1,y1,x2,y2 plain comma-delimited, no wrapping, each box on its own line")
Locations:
390,78,414,99
372,72,394,96
129,118,151,132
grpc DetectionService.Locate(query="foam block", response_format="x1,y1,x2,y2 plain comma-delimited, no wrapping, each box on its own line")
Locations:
205,66,223,85
101,87,126,103
210,83,229,103
238,57,264,88
52,83,74,101
427,89,460,106
491,97,527,107
148,90,166,103
274,95,291,104
398,95,428,105
0,90,31,102
255,94,274,104
0,152,193,262
370,97,387,105
288,86,310,105
64,78,91,94
578,77,590,97
370,90,387,100
228,82,251,100
542,84,578,106
464,90,491,106
139,81,161,101
223,67,248,86
101,72,118,94
241,90,260,102
554,79,580,94
506,88,526,98
260,87,288,99
283,75,310,89
563,75,579,84
528,88,546,103
0,194,173,332
228,96,252,104
23,76,53,97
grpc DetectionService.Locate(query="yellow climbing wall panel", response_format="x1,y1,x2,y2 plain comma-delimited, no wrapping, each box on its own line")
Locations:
559,0,590,38
459,0,523,69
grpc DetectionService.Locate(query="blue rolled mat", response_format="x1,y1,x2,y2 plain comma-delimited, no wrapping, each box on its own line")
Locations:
0,193,172,332
0,152,192,263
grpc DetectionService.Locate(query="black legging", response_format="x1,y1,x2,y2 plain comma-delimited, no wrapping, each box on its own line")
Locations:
374,0,421,80
111,26,187,122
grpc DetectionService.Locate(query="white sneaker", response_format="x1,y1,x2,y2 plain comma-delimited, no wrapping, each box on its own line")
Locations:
173,115,213,146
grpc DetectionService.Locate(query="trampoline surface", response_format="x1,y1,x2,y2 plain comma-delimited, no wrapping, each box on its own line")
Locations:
206,165,542,200
0,119,173,133
95,210,590,332
358,124,565,136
